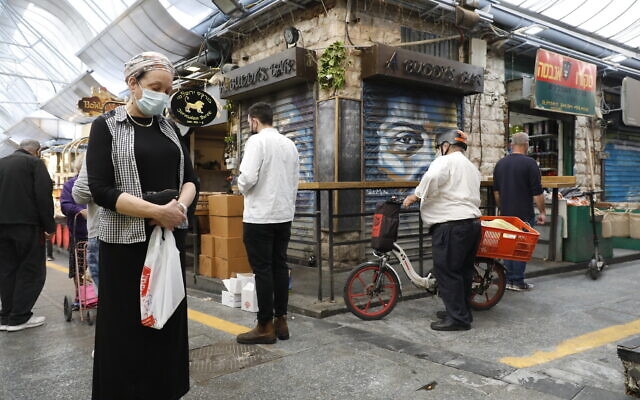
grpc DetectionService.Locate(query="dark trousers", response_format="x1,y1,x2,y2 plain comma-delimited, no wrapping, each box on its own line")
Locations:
431,219,481,325
0,224,46,325
243,222,291,323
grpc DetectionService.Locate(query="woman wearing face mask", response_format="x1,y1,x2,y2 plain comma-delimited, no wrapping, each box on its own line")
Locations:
86,52,197,400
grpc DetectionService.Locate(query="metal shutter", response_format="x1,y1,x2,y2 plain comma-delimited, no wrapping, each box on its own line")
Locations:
239,85,316,263
604,136,640,202
363,82,463,261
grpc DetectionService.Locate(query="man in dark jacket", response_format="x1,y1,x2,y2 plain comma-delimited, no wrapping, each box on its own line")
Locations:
0,139,55,332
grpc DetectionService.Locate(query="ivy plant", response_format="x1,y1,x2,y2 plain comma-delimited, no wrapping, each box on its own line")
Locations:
318,41,348,91
223,134,237,158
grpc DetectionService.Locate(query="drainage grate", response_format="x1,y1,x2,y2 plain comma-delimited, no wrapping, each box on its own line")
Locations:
189,342,281,384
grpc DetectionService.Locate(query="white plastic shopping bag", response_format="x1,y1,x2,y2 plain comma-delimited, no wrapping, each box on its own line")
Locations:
140,226,185,329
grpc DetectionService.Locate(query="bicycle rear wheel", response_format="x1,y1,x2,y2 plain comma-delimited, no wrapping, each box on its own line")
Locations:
469,258,506,311
343,262,400,320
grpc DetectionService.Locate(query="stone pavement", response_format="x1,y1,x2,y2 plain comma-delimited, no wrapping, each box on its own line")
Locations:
2,249,638,399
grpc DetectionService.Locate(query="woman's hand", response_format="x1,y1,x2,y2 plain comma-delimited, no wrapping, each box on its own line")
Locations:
149,199,187,230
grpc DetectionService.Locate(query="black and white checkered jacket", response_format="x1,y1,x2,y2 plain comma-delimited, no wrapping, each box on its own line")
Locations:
98,106,186,244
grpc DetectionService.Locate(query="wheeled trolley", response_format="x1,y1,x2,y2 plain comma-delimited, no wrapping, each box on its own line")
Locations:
63,214,98,324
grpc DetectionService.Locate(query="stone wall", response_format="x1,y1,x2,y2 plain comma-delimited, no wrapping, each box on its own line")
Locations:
464,50,508,176
574,116,602,190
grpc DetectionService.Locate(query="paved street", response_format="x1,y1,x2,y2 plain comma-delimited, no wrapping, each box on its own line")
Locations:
1,256,639,399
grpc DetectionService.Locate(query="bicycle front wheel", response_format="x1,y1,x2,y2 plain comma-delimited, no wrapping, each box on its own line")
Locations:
343,262,400,320
469,258,506,311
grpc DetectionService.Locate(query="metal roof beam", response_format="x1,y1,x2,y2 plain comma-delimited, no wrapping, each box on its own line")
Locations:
0,71,68,84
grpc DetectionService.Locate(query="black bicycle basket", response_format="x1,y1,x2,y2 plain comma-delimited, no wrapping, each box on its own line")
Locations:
370,200,400,252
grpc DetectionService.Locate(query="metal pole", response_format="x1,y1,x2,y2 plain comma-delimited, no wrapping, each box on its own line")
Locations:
328,189,335,302
315,190,323,301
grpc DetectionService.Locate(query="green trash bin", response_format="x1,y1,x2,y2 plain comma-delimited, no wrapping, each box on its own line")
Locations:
563,205,613,262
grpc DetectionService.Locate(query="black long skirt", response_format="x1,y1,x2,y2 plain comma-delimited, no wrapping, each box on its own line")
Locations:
92,229,189,400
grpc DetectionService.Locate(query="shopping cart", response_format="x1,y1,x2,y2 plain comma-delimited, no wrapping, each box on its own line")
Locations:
63,213,98,324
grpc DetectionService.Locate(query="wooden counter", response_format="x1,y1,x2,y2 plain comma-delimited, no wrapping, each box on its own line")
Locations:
482,175,576,189
298,181,419,190
298,176,576,190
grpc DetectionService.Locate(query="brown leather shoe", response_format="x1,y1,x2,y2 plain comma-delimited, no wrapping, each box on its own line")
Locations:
236,320,277,344
274,315,290,340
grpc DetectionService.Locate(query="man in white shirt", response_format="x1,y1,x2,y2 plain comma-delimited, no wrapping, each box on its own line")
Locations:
236,102,299,345
403,129,481,331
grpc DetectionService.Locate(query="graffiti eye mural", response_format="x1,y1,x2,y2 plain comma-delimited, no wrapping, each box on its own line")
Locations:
380,121,426,155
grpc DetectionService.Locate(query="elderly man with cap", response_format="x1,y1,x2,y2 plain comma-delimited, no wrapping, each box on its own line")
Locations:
86,51,197,400
403,129,482,331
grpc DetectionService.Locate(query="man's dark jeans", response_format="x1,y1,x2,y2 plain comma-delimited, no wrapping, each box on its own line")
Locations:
0,224,46,325
243,222,291,323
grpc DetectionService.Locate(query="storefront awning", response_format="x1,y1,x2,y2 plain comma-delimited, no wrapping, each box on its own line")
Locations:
3,118,53,144
76,0,203,95
40,71,109,124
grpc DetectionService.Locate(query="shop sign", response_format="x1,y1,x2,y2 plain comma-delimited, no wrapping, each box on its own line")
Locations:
220,47,317,99
361,44,483,95
169,89,218,126
77,87,120,116
533,49,596,116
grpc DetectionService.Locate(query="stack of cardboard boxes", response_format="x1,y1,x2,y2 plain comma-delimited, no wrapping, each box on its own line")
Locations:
198,194,252,279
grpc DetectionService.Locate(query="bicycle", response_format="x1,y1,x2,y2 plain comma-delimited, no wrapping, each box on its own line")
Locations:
343,198,540,320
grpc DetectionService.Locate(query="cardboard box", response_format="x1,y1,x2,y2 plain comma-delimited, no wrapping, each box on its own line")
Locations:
198,255,215,277
214,236,247,259
241,282,258,312
200,234,215,258
214,256,251,279
209,216,243,237
223,273,255,294
208,194,244,217
221,290,241,308
196,215,210,234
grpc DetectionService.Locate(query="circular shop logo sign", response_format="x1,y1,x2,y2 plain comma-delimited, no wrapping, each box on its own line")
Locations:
169,89,218,127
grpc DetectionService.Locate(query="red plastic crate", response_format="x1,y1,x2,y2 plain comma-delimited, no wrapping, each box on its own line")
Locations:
476,216,540,262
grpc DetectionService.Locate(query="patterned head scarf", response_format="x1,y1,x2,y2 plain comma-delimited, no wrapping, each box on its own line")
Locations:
124,51,175,82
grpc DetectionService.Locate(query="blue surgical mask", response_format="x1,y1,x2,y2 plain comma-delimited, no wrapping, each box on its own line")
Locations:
135,83,169,116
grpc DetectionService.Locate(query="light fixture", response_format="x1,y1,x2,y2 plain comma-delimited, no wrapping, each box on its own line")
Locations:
514,24,547,36
284,27,300,47
206,37,233,67
604,53,627,63
455,6,480,29
211,0,245,18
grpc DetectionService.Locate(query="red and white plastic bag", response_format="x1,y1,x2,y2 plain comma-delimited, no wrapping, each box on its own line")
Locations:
140,226,185,329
